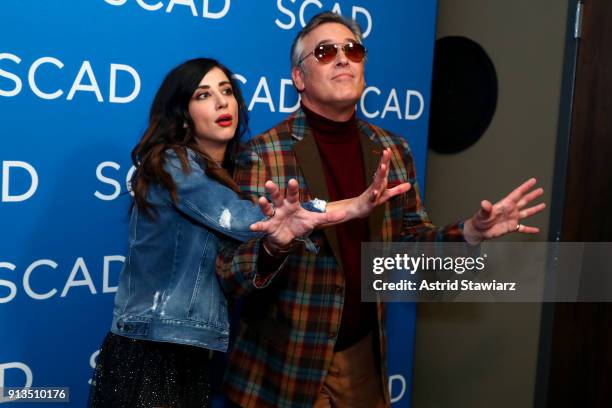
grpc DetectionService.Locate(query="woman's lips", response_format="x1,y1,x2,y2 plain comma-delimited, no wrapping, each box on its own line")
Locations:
216,114,233,127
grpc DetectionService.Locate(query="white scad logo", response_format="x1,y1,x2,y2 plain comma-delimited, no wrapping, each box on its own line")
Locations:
0,256,124,303
88,350,101,385
388,374,406,403
360,87,424,121
232,74,299,114
0,53,141,103
104,0,231,19
275,1,372,38
1,161,38,203
0,362,33,403
95,161,137,200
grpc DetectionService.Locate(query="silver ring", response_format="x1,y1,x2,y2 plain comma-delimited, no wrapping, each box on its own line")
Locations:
515,223,522,232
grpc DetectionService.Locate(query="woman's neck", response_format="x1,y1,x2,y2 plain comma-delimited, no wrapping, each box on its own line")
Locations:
195,140,226,164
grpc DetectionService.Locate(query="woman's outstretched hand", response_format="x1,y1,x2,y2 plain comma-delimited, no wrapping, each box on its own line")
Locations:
249,179,346,251
249,149,411,252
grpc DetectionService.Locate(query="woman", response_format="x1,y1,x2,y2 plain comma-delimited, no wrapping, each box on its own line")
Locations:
88,58,407,407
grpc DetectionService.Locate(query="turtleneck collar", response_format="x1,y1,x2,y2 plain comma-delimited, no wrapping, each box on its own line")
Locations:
302,103,358,143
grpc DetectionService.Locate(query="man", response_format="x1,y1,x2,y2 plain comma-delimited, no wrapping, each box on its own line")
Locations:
217,12,545,408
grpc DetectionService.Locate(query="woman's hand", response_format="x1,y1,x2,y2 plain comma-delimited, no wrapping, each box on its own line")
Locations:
249,178,346,251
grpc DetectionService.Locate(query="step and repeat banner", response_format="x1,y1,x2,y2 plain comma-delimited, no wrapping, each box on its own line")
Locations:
0,1,437,406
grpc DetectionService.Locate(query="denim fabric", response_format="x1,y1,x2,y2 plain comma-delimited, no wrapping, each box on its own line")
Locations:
110,148,268,351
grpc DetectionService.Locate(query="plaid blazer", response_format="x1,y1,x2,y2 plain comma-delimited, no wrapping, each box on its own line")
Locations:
216,108,465,408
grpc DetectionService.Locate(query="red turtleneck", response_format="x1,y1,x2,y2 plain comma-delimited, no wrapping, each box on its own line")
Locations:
303,104,375,351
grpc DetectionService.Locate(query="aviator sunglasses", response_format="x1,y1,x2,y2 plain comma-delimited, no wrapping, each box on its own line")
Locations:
299,41,367,64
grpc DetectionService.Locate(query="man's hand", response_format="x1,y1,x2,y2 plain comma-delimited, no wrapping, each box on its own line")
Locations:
463,178,546,245
328,148,411,220
249,179,346,250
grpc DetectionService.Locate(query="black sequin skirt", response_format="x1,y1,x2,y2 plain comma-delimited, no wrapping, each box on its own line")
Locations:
88,332,211,408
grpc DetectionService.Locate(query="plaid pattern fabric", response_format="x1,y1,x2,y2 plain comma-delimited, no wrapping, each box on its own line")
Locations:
216,108,465,408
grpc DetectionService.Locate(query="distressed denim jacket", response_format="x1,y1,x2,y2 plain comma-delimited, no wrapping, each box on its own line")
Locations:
111,148,323,351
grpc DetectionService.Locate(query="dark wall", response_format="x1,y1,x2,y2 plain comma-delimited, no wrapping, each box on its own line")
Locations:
412,1,570,407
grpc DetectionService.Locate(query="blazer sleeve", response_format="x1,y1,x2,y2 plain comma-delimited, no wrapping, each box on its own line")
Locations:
392,136,467,242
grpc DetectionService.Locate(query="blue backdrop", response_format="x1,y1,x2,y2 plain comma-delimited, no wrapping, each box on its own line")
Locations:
0,1,437,406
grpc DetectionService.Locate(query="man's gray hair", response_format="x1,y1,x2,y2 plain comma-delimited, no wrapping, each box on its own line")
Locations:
290,11,363,68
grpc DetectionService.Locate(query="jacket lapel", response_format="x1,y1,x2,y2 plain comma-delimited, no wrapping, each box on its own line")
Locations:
291,109,344,269
360,131,385,242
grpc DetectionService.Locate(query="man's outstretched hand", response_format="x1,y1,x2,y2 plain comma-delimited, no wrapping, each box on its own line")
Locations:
463,178,546,245
327,148,412,221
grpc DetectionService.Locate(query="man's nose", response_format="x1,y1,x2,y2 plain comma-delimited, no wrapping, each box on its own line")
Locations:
335,45,349,66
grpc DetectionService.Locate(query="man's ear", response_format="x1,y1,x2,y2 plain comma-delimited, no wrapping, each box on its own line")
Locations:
291,66,306,93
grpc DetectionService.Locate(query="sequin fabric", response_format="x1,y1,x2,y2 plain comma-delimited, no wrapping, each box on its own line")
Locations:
88,332,211,408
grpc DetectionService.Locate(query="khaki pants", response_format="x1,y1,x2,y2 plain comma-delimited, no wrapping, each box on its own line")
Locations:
313,334,388,408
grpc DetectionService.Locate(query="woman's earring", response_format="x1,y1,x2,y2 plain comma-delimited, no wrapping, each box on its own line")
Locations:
183,122,188,129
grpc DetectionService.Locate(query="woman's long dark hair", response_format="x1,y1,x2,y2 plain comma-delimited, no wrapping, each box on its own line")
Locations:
130,58,249,213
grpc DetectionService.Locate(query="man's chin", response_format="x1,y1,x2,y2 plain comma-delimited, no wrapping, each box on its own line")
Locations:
333,86,362,101
331,95,361,108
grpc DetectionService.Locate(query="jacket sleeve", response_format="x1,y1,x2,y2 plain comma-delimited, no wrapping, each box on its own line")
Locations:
214,141,288,298
162,149,266,243
392,136,467,242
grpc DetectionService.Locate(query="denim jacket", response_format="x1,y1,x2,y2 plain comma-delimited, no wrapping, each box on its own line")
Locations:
111,148,323,352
